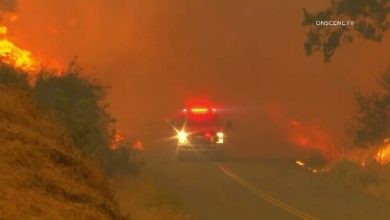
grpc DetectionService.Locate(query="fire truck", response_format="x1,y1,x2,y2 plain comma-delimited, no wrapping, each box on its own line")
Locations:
170,101,232,160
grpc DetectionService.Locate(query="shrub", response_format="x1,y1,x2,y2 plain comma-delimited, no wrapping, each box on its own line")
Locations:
31,63,139,174
0,60,139,175
0,63,30,90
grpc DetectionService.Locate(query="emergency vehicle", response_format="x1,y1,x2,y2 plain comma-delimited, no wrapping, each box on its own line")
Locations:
170,101,231,160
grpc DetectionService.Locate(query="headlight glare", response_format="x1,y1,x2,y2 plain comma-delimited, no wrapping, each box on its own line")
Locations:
216,132,224,144
177,131,189,144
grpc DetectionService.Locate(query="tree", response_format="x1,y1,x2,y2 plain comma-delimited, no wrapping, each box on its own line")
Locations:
351,67,390,147
303,0,390,62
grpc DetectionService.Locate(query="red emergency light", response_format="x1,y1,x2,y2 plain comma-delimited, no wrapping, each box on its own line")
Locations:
183,99,218,118
191,107,209,114
182,107,216,114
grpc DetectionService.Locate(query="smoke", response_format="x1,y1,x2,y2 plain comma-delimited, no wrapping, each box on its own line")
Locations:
9,0,390,158
0,0,17,13
0,0,17,22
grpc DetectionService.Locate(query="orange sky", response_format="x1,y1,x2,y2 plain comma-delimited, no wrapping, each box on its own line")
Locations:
7,0,390,157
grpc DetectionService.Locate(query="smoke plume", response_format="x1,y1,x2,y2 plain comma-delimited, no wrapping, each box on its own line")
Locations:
8,0,390,158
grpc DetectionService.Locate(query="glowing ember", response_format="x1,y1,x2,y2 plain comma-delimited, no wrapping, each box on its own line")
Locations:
295,159,331,173
133,140,143,151
110,132,124,150
374,142,390,165
296,160,305,167
311,169,318,173
8,14,18,22
0,26,7,35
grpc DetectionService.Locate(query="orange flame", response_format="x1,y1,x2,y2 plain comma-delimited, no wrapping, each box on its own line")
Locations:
374,140,390,165
343,139,390,167
0,25,39,72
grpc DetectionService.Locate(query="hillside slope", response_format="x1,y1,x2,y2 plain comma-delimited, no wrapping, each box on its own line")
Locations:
0,86,126,220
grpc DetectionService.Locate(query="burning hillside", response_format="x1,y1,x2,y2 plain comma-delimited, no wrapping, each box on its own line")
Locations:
0,86,126,219
266,103,390,177
0,24,38,72
0,3,40,72
0,5,62,78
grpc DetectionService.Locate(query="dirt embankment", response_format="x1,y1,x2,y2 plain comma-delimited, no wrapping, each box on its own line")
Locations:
0,86,126,220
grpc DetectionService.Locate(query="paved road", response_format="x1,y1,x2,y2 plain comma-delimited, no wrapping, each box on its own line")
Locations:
146,148,390,220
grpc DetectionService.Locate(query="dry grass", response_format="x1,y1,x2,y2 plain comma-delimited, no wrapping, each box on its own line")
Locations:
0,86,126,220
330,160,390,202
359,165,390,201
112,174,191,220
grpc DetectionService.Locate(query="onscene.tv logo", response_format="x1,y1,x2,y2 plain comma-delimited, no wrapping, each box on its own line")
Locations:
315,20,355,26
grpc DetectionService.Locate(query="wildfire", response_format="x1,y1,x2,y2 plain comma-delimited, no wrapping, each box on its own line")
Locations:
287,119,341,160
374,140,390,165
109,132,144,152
345,139,390,166
267,105,390,170
0,25,39,72
266,104,341,160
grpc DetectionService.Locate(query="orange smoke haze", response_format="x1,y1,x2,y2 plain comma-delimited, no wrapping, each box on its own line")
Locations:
266,104,341,160
7,0,390,157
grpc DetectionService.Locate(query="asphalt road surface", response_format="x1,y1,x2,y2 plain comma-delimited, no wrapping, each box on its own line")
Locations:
145,147,390,220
